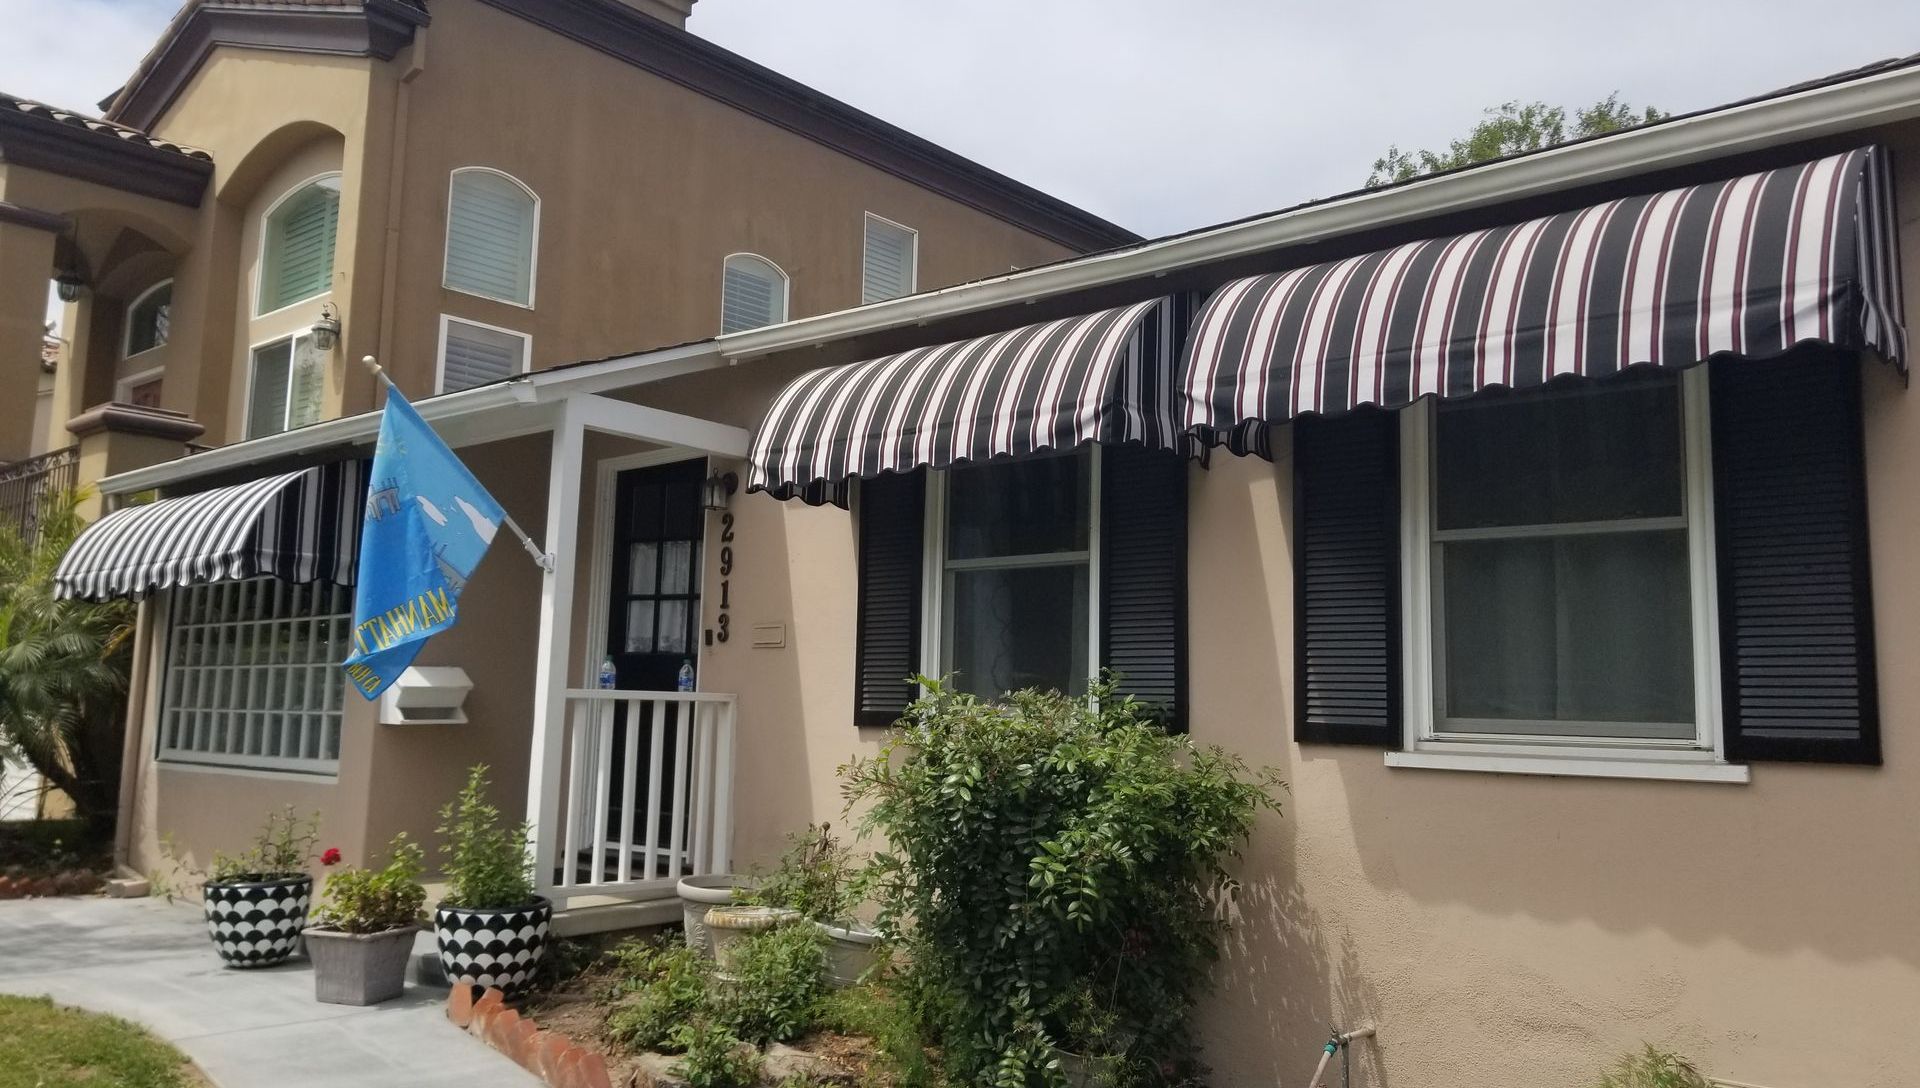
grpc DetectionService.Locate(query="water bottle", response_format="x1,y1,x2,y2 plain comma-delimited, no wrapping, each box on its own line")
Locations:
598,656,618,690
676,659,695,693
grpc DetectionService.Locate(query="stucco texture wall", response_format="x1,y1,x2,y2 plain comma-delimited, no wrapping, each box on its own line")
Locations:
366,0,1078,406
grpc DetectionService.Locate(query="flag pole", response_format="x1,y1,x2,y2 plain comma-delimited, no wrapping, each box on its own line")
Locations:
361,356,555,574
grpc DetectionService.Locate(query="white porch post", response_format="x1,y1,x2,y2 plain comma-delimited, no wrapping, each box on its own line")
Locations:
527,399,584,890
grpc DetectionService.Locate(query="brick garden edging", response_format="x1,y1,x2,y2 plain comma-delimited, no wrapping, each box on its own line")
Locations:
449,984,614,1088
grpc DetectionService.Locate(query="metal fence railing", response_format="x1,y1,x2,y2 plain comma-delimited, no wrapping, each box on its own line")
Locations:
0,446,80,549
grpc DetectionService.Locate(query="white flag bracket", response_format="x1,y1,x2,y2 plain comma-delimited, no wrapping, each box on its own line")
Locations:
362,355,556,574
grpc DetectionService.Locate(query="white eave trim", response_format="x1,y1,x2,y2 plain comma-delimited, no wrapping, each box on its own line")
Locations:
715,60,1920,361
99,341,726,495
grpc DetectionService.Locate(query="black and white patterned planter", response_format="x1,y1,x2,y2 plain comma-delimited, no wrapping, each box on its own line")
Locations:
434,898,551,996
202,875,312,969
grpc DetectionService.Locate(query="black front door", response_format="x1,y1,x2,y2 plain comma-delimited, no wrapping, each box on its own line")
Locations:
583,458,705,882
608,459,705,690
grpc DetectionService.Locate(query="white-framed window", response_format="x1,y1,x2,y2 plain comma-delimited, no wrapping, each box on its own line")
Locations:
921,448,1099,698
862,213,917,304
157,578,351,776
257,174,341,316
123,280,172,358
437,315,530,393
247,332,327,440
1392,368,1738,779
720,253,789,333
444,167,538,307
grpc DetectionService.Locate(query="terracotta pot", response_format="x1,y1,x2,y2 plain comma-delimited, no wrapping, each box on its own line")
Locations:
202,875,311,968
306,925,417,1005
433,897,551,997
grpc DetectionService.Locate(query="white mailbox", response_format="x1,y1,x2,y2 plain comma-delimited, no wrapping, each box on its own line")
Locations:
378,666,474,725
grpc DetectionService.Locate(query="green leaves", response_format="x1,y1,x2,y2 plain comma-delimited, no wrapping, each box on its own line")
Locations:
435,764,535,909
841,675,1282,1086
1367,94,1668,188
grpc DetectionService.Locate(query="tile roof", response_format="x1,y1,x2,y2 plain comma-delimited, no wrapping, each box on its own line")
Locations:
0,91,212,162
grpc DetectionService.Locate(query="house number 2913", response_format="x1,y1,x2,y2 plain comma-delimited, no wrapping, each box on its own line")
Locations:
715,512,735,643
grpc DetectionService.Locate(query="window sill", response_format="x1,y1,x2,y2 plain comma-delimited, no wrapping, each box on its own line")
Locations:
156,760,340,784
1384,749,1750,784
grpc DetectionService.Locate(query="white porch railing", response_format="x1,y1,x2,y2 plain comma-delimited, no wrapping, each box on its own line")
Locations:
544,689,736,900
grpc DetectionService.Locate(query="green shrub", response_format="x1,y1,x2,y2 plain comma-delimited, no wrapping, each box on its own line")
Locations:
716,922,827,1045
606,940,711,1053
1597,1046,1710,1088
312,834,427,933
747,823,864,924
843,676,1282,1087
435,765,535,910
671,1019,761,1088
811,982,934,1088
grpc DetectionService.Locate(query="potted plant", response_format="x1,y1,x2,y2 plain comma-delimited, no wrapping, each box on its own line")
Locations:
305,834,427,1005
200,807,321,969
748,823,881,987
432,764,549,996
1047,979,1136,1088
676,873,754,956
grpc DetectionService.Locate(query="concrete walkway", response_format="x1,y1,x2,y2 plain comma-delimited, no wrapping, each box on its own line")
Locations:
0,896,540,1088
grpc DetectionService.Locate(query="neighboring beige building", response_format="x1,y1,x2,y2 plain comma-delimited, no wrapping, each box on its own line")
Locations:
27,11,1920,1088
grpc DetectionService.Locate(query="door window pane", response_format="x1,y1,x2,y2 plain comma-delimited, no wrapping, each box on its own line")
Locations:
247,340,293,439
628,543,659,595
657,600,690,655
624,600,656,653
659,540,695,595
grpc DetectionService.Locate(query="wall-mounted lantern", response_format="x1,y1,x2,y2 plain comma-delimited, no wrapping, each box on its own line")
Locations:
310,303,342,352
703,470,738,512
54,273,86,303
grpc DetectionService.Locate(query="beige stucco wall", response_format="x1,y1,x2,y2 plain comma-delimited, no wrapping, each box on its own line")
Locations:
362,0,1077,408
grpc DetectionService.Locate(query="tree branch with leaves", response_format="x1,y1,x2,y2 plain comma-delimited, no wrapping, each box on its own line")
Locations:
1368,93,1667,188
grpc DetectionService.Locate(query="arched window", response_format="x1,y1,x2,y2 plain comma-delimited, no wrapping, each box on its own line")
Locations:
720,253,789,333
257,174,341,315
124,280,172,357
444,168,538,307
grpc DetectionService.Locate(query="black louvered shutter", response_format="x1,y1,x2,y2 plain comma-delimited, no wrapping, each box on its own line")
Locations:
854,471,926,727
1293,410,1401,746
1711,352,1880,764
1100,444,1188,731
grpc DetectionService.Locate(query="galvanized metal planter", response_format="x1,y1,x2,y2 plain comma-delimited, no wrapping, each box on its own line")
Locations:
306,925,417,1005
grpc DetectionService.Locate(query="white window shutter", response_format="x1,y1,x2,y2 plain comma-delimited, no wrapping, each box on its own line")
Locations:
261,179,340,314
445,171,537,306
862,216,916,304
721,255,788,333
441,319,528,393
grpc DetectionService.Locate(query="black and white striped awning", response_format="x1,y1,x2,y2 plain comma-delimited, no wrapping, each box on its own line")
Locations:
1182,146,1908,455
55,461,366,601
748,299,1181,506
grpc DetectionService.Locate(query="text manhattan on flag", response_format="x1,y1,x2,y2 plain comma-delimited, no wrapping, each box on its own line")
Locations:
343,387,505,699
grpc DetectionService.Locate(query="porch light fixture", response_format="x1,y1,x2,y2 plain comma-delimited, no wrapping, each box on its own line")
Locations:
703,471,738,512
310,303,342,352
54,273,86,303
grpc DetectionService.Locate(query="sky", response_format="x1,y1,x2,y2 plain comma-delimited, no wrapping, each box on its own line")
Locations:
4,0,1919,241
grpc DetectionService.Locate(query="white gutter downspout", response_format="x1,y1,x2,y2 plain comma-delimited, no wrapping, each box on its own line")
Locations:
715,61,1920,362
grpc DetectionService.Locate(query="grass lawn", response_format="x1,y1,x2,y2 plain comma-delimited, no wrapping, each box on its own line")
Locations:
0,995,200,1087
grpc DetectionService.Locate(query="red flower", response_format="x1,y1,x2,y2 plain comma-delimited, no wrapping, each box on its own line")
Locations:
320,848,342,867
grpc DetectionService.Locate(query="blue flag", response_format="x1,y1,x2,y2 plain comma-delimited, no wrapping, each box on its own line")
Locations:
343,387,506,699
